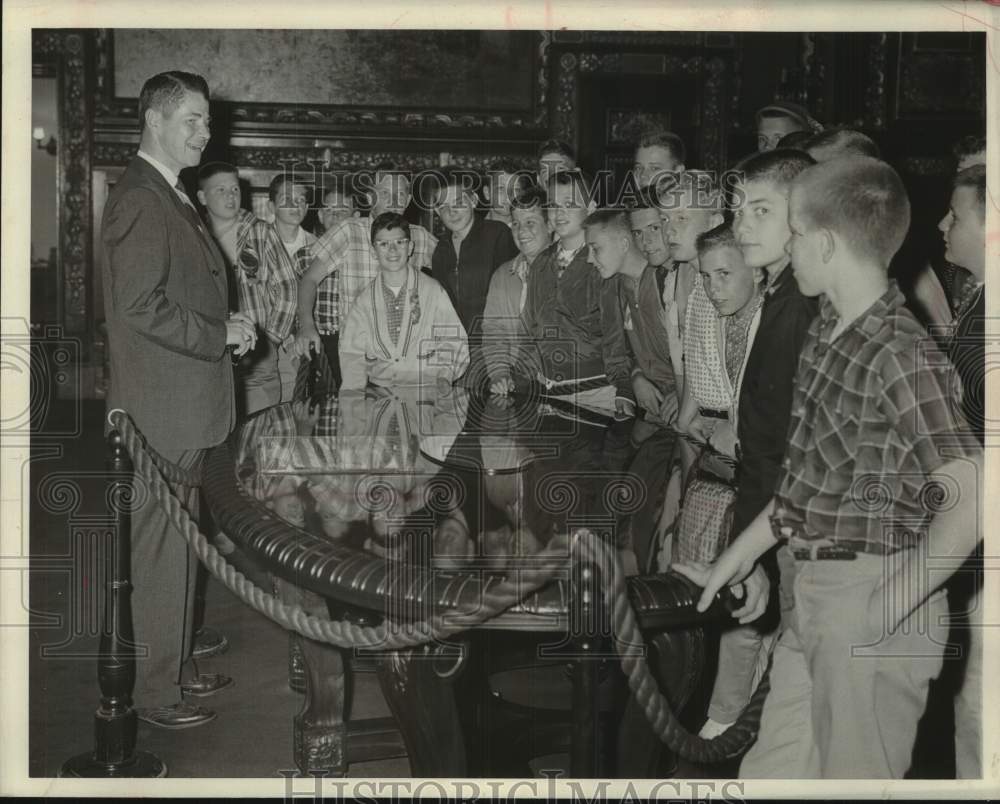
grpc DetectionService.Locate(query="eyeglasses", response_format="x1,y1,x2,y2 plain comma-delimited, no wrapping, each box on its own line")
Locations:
374,238,410,251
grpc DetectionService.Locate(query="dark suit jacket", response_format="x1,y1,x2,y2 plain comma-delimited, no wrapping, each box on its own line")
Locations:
102,155,235,451
431,215,518,336
733,263,818,533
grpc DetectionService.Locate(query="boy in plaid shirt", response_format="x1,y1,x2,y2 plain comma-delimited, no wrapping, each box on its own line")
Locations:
295,164,437,380
197,162,298,415
688,157,982,778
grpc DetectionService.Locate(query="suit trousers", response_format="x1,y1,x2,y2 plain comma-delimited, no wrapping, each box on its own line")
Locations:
740,553,947,778
130,445,203,704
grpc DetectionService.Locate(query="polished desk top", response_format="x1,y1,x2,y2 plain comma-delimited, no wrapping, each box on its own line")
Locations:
203,385,722,630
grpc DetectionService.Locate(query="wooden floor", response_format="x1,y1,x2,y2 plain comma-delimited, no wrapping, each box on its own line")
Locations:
27,401,958,780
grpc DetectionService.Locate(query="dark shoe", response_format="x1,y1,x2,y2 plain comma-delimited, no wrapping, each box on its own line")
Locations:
181,672,235,698
192,626,229,659
137,702,217,730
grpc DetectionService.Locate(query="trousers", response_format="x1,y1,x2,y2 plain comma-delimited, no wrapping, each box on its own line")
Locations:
740,552,948,778
130,445,204,704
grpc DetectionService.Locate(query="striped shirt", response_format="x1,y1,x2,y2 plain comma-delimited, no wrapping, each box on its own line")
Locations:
772,281,977,552
311,216,436,329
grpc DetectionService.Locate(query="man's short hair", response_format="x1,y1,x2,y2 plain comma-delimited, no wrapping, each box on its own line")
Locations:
628,185,662,213
755,101,822,133
954,164,987,220
952,134,986,165
696,222,739,258
372,160,412,187
268,173,309,203
489,157,528,175
197,161,237,188
659,170,722,213
733,148,817,193
370,211,410,244
792,157,911,267
547,168,596,206
805,127,881,161
636,130,686,166
318,175,356,206
537,138,576,162
583,209,631,238
511,184,547,211
432,167,480,202
138,71,210,129
776,130,814,150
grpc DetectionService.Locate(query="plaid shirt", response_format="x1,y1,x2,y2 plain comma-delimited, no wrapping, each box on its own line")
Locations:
381,274,409,346
772,281,977,552
232,210,299,343
311,216,436,330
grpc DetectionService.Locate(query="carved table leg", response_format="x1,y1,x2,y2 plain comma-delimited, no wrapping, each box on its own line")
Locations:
375,643,468,777
273,577,348,776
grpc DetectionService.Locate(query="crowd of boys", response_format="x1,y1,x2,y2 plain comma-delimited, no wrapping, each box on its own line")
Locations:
104,71,986,781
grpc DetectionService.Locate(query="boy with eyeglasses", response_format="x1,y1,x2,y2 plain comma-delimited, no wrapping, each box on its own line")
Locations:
339,212,468,389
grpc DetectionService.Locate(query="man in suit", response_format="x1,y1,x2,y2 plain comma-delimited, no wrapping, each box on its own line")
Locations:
102,71,256,729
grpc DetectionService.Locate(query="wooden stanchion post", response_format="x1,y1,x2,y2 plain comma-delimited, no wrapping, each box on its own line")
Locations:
61,429,166,777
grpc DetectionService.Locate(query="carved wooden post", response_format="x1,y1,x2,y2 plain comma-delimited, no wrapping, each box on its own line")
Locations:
61,430,165,777
569,558,603,777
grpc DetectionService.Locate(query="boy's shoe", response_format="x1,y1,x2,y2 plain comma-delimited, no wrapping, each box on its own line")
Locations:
192,626,229,658
137,702,217,730
180,672,234,698
698,718,733,740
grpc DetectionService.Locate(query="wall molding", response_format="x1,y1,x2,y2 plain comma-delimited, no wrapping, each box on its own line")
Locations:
92,30,551,143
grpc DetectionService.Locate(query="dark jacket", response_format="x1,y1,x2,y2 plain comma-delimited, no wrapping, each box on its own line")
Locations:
522,242,634,400
431,215,518,337
733,263,818,533
102,156,235,450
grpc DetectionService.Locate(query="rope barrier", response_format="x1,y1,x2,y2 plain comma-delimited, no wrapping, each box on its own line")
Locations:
108,408,768,762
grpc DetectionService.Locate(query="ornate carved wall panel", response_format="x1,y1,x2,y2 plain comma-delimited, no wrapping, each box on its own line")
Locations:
33,29,94,343
553,45,730,174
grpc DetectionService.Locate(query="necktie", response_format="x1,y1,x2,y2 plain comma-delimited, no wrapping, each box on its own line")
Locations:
174,179,198,212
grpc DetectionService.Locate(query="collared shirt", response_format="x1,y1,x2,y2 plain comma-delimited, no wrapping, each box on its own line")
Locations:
312,216,437,329
229,210,300,343
137,149,180,192
381,274,409,345
683,281,732,411
136,149,199,212
772,281,977,551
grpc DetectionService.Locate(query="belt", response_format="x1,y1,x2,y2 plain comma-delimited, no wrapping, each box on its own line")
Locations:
772,518,908,561
698,407,728,420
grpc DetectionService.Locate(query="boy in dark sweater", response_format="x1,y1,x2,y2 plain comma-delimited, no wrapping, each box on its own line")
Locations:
430,168,518,383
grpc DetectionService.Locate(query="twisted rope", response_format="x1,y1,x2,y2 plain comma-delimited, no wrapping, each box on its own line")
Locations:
108,409,767,762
